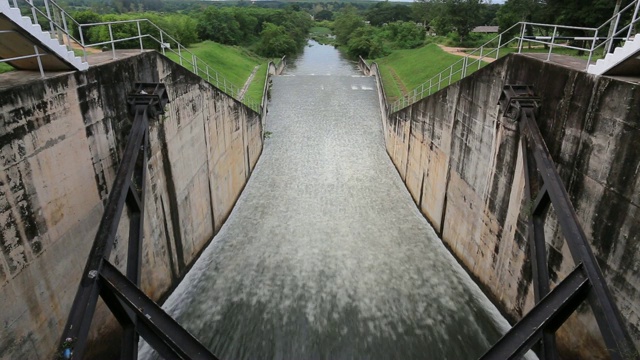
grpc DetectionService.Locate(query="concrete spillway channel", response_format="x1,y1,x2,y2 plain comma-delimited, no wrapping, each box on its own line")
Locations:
141,41,515,359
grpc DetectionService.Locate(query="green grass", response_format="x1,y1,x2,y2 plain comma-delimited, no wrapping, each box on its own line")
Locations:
372,43,488,103
245,63,268,106
310,27,332,35
164,40,265,95
0,62,13,74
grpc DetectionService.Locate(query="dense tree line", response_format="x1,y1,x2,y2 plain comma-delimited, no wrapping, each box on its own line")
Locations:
495,0,631,31
66,0,631,60
331,5,425,59
70,6,311,57
195,6,312,56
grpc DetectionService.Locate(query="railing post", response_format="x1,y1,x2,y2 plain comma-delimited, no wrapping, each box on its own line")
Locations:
420,83,424,98
547,25,557,61
28,0,38,24
137,20,143,52
478,46,483,69
496,33,502,60
34,45,44,78
462,57,468,78
178,44,182,65
449,64,453,85
160,31,165,55
193,55,198,75
61,12,71,49
607,13,622,53
206,67,210,83
628,0,640,39
215,71,219,87
428,78,432,96
438,72,442,91
518,23,526,53
44,0,54,33
79,26,87,62
12,0,17,8
108,23,116,59
586,29,598,71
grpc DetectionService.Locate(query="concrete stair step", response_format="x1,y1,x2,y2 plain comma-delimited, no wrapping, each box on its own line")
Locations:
1,0,88,71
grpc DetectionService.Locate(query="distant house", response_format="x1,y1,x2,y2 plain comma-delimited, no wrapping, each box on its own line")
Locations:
472,26,499,34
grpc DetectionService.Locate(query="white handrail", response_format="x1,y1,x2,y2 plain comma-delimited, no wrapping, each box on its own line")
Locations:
5,0,261,113
390,0,639,113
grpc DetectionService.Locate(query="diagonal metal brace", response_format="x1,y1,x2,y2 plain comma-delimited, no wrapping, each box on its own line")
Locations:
100,261,218,360
479,264,590,360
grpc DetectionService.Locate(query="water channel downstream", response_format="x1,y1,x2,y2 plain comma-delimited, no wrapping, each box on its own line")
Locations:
142,40,514,359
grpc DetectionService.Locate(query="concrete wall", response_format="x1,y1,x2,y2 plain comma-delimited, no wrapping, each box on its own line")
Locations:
379,54,640,358
0,51,263,358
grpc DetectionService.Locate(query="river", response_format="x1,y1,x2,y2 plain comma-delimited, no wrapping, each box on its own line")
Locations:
141,40,515,359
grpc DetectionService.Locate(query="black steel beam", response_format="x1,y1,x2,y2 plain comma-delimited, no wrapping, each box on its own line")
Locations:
479,264,590,360
59,109,149,358
99,284,138,360
532,184,549,217
521,111,639,359
99,261,218,360
521,138,558,360
122,124,148,360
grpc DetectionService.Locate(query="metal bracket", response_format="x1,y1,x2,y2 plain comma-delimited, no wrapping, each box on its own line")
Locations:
498,85,541,120
127,83,170,118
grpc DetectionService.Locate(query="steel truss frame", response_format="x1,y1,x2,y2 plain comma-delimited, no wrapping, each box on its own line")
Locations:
480,85,638,360
57,83,217,360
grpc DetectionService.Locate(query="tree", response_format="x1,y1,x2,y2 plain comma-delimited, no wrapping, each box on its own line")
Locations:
432,0,483,40
411,1,436,27
496,0,544,32
196,7,242,45
545,0,621,28
347,27,385,58
71,10,102,41
315,9,334,21
387,21,425,49
333,6,364,45
365,2,412,27
256,23,297,57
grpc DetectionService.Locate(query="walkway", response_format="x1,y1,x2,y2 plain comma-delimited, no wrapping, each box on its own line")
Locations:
438,44,496,63
141,41,511,359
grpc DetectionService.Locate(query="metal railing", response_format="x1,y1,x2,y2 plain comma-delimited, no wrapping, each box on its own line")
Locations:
0,28,47,77
390,0,640,113
5,0,261,112
75,18,260,112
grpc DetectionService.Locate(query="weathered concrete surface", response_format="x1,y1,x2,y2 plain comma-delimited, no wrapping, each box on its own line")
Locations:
381,54,640,358
0,51,262,358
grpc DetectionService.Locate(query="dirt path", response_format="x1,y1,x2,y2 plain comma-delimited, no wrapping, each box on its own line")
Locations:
437,44,496,63
238,65,260,100
387,66,409,96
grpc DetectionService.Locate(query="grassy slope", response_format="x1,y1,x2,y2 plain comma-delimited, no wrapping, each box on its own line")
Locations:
372,43,488,103
245,63,268,105
164,40,266,98
310,26,331,35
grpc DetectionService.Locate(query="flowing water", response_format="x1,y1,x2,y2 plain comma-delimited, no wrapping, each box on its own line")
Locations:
141,40,515,359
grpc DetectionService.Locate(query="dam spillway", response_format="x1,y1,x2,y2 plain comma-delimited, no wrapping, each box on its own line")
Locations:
140,41,511,359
